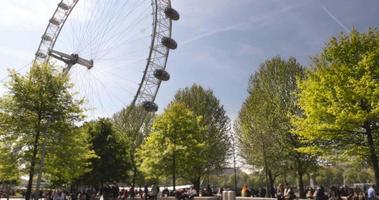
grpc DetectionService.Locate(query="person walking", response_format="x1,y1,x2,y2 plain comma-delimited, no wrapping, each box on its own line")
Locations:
368,185,376,200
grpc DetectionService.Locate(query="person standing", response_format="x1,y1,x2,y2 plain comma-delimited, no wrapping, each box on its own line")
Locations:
151,182,159,200
187,185,197,200
314,186,327,200
277,184,285,200
129,186,135,200
368,185,376,200
144,184,149,200
241,185,251,197
102,183,119,200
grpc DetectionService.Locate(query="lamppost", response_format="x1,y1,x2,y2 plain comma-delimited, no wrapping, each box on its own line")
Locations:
172,128,177,192
231,132,237,192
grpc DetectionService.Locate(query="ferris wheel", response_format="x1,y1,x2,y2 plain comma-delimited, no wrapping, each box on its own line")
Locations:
34,0,179,117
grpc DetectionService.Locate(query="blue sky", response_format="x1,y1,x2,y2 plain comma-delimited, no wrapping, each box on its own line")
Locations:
0,0,378,121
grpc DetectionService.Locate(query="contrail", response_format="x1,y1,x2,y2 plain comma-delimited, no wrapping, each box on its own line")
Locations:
181,23,246,46
321,5,350,33
180,1,309,47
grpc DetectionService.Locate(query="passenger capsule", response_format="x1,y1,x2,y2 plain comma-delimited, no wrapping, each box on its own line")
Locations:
161,37,177,50
164,7,180,21
58,2,70,10
142,101,158,112
35,51,47,59
154,69,170,81
49,18,61,26
42,34,53,42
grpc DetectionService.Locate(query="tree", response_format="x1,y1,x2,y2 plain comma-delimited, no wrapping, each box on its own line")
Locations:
235,95,284,196
292,29,379,187
80,118,131,186
43,127,95,186
0,142,19,184
0,63,85,200
137,102,207,191
113,105,154,186
173,84,231,178
0,142,19,200
236,56,316,197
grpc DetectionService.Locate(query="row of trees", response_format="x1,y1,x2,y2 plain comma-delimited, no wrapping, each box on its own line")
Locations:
0,61,232,197
236,28,379,197
1,27,377,199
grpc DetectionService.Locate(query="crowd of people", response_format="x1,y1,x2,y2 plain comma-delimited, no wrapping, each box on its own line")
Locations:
0,188,15,198
303,185,375,200
31,183,198,200
240,183,377,200
1,183,378,200
118,183,160,200
241,185,269,197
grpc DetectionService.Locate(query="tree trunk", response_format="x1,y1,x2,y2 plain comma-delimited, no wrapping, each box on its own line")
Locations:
366,126,379,188
6,184,10,200
297,171,305,198
132,165,137,187
267,170,275,198
35,140,47,200
263,168,274,197
172,147,176,191
295,157,305,198
260,134,270,197
264,167,269,198
131,153,137,186
26,129,41,200
192,177,201,195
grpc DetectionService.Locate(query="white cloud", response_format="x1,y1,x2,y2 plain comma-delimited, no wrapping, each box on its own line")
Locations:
0,0,56,30
0,0,96,31
0,46,32,62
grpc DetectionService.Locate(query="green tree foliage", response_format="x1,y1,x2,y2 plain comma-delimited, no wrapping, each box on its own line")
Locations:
43,127,95,186
293,29,379,187
173,84,231,175
0,64,86,199
113,105,154,186
0,143,19,184
137,102,207,190
315,167,344,187
80,119,131,185
343,165,373,185
312,161,373,187
236,56,316,197
208,170,260,190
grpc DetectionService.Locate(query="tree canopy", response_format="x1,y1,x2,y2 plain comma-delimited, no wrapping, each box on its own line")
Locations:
0,142,19,184
173,84,231,175
137,102,207,190
0,63,88,198
293,29,379,187
80,118,131,185
43,127,95,186
236,56,316,197
113,105,154,185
